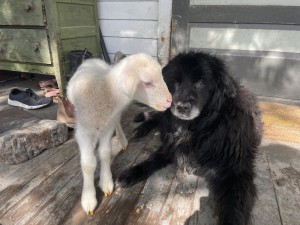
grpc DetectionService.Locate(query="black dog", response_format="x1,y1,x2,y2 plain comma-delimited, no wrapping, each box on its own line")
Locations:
117,52,263,225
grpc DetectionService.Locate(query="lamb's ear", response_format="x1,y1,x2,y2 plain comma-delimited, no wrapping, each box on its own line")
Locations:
220,73,236,98
122,72,138,98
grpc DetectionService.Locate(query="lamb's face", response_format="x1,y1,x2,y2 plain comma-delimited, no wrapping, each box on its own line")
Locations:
134,63,172,111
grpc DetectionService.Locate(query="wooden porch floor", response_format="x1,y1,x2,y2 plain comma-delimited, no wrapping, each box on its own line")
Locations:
1,82,300,225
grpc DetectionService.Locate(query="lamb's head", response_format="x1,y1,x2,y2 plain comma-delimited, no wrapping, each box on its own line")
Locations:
130,54,172,111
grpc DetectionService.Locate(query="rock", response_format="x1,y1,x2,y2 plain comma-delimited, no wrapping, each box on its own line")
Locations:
0,120,68,165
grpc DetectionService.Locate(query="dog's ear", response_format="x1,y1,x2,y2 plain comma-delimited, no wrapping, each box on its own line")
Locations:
220,73,236,98
210,56,236,98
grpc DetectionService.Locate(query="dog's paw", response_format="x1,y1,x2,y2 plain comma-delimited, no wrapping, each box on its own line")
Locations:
81,186,97,216
133,125,150,139
116,169,140,188
99,174,114,196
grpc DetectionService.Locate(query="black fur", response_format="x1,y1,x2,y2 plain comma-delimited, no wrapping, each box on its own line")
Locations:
117,52,263,225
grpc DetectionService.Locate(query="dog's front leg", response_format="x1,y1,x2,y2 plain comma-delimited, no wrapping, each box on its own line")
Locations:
116,146,173,188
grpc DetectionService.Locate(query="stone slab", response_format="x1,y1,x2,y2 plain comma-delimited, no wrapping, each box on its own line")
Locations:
0,108,68,165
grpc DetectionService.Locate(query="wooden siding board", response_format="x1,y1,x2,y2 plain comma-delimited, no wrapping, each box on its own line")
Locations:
188,6,300,25
157,0,172,66
103,37,157,56
189,25,300,54
100,20,158,39
98,2,158,20
171,0,190,54
191,0,300,6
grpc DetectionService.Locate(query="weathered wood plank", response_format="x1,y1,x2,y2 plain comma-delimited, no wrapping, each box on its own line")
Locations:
100,20,158,39
0,153,80,225
103,37,158,57
184,177,217,225
157,0,172,66
158,169,199,225
0,29,51,64
0,140,78,217
265,141,300,225
124,163,176,225
252,144,282,225
0,0,44,26
98,2,158,20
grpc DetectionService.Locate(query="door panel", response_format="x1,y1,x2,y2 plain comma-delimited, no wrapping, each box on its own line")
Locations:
172,1,300,100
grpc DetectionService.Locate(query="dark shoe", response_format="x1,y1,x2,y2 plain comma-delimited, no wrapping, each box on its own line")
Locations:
8,88,52,110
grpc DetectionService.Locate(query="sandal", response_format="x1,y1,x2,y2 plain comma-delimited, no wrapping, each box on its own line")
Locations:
44,88,60,98
39,79,58,89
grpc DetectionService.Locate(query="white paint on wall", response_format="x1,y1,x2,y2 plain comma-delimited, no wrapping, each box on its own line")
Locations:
100,20,158,39
103,37,157,56
190,27,300,53
98,1,158,20
190,0,300,6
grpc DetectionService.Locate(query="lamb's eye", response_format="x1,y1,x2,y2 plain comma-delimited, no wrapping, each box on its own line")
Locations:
142,81,153,88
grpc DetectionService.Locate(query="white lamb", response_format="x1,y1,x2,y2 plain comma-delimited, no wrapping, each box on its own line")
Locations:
67,53,172,215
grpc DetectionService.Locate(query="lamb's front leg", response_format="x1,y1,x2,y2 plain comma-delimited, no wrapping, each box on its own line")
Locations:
98,128,115,196
76,125,98,216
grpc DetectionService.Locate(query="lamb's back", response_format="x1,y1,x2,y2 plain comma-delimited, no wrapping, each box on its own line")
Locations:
67,59,116,129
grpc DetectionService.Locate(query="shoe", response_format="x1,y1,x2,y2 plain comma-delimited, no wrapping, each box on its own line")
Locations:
8,88,53,110
56,96,75,128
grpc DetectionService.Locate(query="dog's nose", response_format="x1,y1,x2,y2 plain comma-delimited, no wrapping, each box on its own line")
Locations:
176,102,192,113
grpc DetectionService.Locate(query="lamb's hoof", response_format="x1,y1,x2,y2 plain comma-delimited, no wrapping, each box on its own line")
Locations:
99,175,114,197
104,191,112,197
81,189,97,217
87,210,94,216
122,145,128,151
120,138,128,151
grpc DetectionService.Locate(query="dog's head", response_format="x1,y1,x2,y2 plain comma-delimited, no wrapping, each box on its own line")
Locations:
162,52,236,120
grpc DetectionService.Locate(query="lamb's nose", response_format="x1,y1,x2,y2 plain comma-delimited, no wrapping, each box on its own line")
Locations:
176,102,191,113
167,95,172,103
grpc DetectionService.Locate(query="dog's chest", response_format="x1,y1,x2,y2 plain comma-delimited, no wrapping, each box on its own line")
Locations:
167,123,192,144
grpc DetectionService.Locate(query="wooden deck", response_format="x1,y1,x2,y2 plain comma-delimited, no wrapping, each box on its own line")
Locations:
1,81,300,225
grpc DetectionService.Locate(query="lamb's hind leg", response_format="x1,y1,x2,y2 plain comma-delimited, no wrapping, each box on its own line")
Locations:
98,127,115,196
76,124,98,216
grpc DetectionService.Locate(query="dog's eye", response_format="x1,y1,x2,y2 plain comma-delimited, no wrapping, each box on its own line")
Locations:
142,81,153,88
194,80,203,88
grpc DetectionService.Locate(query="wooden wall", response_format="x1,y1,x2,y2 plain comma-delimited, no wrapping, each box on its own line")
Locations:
98,0,158,62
